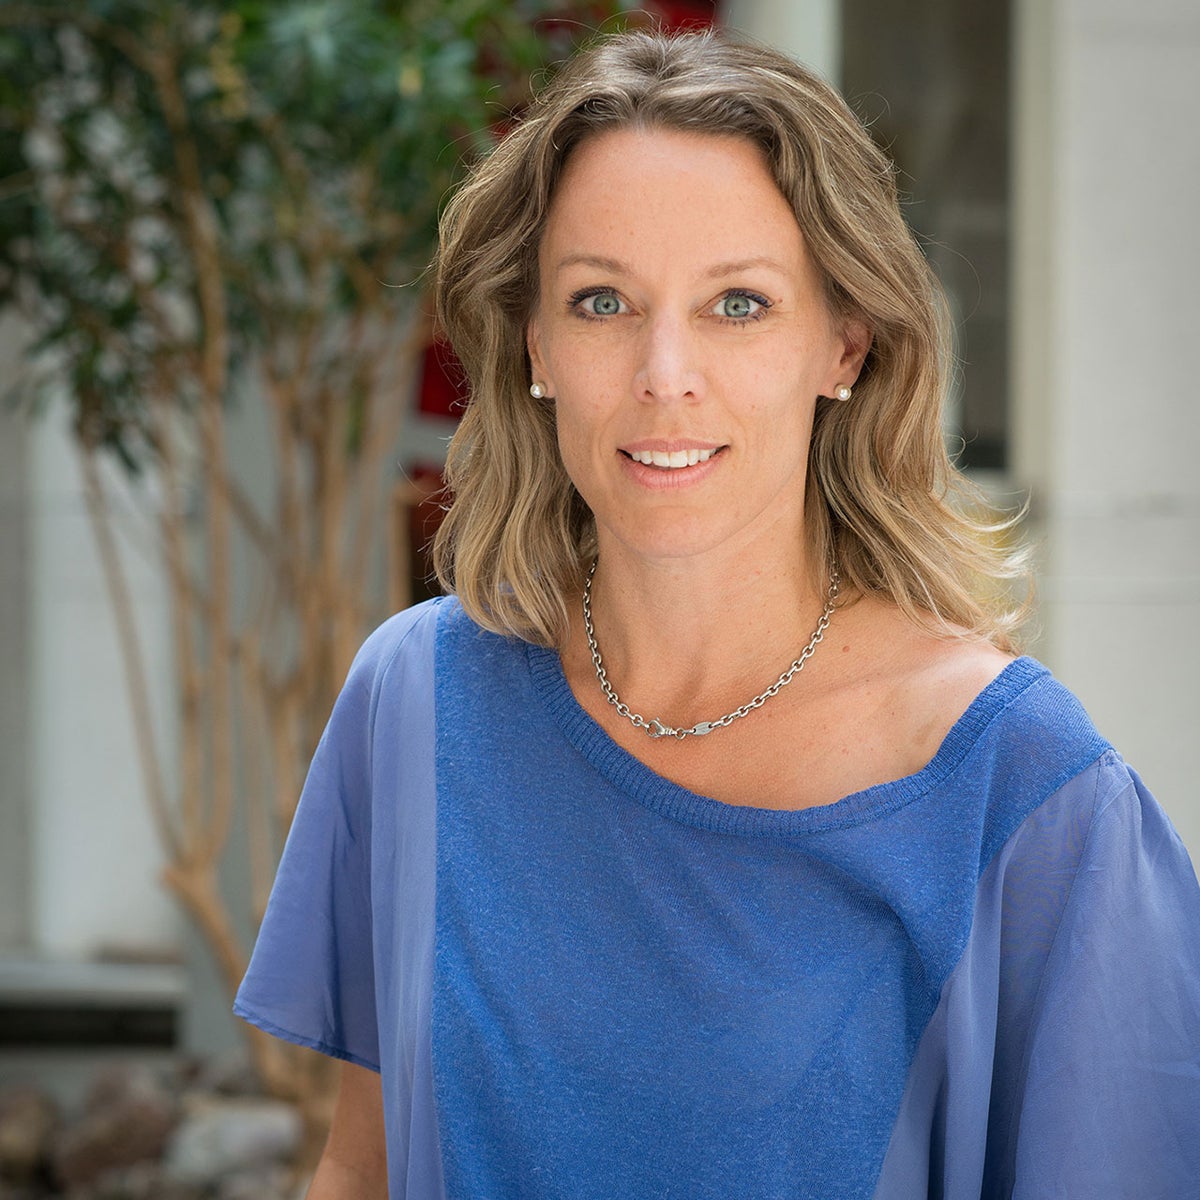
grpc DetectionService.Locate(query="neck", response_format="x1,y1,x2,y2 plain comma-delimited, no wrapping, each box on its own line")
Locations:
571,534,837,727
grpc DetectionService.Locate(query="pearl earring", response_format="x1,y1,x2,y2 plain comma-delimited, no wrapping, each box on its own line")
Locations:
835,385,853,402
530,381,548,399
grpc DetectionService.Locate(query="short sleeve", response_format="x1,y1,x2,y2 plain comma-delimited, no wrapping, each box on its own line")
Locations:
1009,762,1200,1197
233,607,433,1072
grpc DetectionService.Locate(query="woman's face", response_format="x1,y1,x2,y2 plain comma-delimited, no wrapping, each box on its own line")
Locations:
527,126,866,568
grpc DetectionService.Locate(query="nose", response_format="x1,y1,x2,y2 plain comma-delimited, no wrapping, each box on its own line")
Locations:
633,311,704,404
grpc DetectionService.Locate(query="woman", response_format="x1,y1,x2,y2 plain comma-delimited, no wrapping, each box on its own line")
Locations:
235,28,1200,1199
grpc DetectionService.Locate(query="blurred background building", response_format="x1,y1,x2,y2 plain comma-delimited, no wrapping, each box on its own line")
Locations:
1,0,1196,1090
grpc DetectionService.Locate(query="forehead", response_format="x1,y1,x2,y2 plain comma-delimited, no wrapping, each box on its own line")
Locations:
539,127,807,276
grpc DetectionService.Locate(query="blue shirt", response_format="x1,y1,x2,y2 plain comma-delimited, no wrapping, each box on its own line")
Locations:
235,597,1200,1198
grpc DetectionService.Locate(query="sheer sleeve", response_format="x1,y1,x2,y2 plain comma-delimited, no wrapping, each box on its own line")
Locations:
233,604,439,1072
1008,761,1200,1198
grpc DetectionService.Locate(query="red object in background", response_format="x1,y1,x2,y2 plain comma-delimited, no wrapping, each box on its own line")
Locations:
416,337,469,419
650,0,719,29
536,0,718,40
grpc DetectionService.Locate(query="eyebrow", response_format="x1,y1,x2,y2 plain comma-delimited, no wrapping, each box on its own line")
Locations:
553,253,789,279
553,253,630,275
702,256,790,280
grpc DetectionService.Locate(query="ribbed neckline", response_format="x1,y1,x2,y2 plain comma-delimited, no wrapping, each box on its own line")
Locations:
525,642,1049,839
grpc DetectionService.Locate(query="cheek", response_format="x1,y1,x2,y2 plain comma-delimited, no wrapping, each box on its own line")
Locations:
755,352,825,410
555,401,597,459
552,398,588,466
552,399,614,499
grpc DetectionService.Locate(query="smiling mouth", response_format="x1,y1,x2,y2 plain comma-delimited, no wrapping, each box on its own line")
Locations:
622,447,725,469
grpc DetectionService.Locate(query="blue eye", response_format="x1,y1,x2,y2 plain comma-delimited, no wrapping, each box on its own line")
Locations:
569,288,626,318
714,291,768,320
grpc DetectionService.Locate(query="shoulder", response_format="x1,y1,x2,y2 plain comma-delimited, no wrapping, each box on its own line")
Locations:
319,598,453,738
350,596,450,679
829,596,1083,787
344,596,482,700
869,598,1108,753
932,651,1124,875
345,595,534,715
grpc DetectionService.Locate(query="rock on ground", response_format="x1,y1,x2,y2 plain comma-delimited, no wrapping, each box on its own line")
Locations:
50,1066,177,1190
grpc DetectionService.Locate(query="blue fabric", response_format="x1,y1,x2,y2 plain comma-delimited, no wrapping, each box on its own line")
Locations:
874,757,1200,1199
234,599,446,1198
235,597,1200,1198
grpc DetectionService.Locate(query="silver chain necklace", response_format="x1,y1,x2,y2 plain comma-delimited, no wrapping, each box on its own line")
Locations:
582,559,839,740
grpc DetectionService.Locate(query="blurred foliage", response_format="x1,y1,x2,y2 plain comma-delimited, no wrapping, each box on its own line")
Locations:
0,0,629,470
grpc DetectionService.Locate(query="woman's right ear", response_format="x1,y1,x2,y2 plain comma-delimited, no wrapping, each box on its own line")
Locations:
526,319,551,396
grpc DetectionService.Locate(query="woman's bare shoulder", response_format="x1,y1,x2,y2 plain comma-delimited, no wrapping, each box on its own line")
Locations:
834,595,1016,779
842,591,1014,680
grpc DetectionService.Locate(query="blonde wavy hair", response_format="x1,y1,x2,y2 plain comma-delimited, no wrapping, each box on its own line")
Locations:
433,27,1028,651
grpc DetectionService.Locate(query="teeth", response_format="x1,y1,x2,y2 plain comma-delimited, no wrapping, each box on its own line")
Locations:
630,448,715,468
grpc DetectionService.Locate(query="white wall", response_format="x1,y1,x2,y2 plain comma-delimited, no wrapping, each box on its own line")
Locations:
1014,0,1200,852
723,0,840,77
28,402,179,958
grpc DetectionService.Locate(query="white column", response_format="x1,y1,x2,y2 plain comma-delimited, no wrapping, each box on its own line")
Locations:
28,399,179,958
1014,0,1200,851
0,319,33,949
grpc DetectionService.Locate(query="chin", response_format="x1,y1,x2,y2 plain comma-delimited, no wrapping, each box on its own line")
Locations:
599,516,742,564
